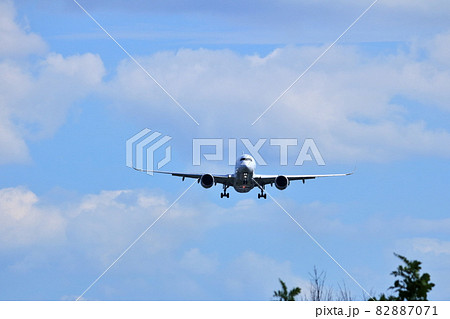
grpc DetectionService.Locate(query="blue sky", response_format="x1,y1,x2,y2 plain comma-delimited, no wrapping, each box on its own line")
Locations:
0,0,450,300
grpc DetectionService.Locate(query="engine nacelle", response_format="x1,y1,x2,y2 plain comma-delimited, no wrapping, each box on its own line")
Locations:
275,175,290,190
200,174,214,189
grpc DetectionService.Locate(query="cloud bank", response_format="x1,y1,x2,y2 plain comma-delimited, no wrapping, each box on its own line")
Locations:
2,185,449,299
105,36,450,162
0,1,105,164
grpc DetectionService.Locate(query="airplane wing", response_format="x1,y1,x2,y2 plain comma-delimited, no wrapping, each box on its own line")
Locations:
253,172,353,186
132,167,234,186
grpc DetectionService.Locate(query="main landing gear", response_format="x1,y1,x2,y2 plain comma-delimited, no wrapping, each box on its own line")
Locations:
256,185,267,199
221,185,230,198
257,192,267,199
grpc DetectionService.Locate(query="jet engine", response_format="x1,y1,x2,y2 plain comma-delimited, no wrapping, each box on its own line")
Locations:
200,174,214,188
275,175,290,190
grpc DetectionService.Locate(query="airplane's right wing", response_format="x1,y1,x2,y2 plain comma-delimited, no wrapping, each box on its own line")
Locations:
132,168,235,186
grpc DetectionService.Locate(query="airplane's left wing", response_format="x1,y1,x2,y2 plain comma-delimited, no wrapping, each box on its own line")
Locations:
253,172,353,187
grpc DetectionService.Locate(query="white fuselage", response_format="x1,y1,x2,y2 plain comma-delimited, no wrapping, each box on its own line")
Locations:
233,154,256,193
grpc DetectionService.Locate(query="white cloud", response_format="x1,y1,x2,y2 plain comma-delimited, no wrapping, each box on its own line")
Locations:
68,189,172,265
0,107,30,163
65,0,450,17
57,0,450,45
411,238,450,255
0,0,47,57
67,189,268,266
2,0,449,165
0,185,309,299
225,251,307,300
380,0,450,12
400,217,450,235
1,185,449,299
0,1,105,164
104,35,450,162
180,248,219,275
0,187,65,248
0,52,105,164
428,32,450,68
10,53,105,138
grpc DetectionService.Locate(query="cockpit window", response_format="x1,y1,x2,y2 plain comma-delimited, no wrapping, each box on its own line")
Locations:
240,157,252,162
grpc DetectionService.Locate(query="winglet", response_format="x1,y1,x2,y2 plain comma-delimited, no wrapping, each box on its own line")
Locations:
132,167,171,175
343,164,357,176
350,162,357,175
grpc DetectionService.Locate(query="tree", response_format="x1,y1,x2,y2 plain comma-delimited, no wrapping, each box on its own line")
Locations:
309,266,333,301
274,269,351,301
273,279,301,301
372,253,435,301
336,281,353,301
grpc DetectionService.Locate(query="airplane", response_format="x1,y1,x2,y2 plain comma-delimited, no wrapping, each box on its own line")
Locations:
134,154,352,199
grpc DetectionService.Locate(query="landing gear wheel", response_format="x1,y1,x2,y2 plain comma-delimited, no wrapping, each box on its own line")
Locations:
257,192,267,199
221,185,230,198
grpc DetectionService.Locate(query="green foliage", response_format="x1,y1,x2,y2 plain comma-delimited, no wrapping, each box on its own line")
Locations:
273,279,301,301
372,293,397,301
372,253,435,301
